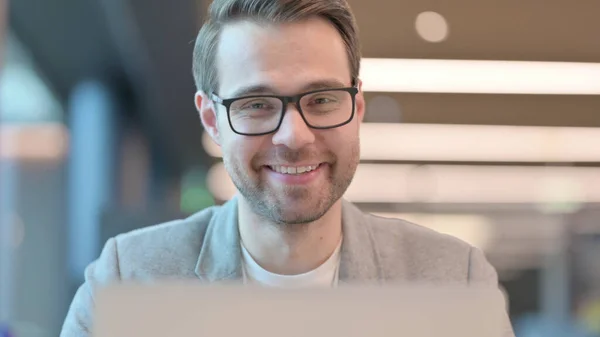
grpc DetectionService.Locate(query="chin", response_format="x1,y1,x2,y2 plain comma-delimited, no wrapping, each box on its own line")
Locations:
267,196,334,225
272,210,326,225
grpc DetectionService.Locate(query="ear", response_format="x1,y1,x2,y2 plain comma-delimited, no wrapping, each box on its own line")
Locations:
195,91,221,145
355,79,366,123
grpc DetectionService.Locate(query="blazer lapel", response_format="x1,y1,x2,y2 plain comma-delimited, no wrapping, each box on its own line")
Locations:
338,200,385,285
193,197,388,285
194,196,243,282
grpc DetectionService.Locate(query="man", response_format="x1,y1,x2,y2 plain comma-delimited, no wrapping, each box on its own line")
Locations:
61,0,515,336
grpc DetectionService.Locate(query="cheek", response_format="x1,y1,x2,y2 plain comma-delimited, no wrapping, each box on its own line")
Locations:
217,119,242,158
324,127,359,152
222,136,263,169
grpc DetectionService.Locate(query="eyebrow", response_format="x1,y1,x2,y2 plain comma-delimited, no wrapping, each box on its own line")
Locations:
228,79,350,98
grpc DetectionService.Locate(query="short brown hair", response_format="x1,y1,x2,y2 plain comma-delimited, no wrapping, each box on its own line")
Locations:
192,0,361,95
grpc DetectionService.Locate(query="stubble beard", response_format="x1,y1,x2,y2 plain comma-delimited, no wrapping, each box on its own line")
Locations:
225,145,359,226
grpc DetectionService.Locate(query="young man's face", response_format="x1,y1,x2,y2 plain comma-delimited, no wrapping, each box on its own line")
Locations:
200,17,365,224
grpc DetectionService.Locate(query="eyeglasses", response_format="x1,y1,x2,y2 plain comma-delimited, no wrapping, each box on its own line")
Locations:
210,86,359,136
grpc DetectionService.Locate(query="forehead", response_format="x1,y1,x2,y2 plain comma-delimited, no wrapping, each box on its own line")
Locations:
215,17,351,97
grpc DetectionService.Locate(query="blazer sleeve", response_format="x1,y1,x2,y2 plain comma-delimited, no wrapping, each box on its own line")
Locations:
468,247,516,337
60,238,122,337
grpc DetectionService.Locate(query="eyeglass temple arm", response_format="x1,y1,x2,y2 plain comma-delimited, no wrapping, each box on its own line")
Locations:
210,93,224,104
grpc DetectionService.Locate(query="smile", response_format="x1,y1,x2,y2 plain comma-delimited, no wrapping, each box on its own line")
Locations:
267,164,321,175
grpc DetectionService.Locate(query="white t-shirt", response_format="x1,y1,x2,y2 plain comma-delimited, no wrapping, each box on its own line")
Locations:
241,239,342,288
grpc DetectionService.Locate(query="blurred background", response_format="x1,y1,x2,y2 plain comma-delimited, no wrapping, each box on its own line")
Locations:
1,0,600,336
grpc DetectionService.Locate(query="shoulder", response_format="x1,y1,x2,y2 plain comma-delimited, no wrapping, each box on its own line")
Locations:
366,213,473,254
61,204,228,335
114,206,216,252
364,212,476,282
109,205,219,279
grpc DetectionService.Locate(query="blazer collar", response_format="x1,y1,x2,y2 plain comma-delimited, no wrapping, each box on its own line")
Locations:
194,196,384,284
194,196,243,282
338,199,384,285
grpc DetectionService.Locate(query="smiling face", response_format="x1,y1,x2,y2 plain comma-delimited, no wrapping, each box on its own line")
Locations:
199,17,365,224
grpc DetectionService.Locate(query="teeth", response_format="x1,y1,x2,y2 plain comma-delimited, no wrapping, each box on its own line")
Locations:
270,165,318,175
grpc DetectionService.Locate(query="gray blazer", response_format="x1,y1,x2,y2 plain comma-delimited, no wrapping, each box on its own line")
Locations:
61,196,515,336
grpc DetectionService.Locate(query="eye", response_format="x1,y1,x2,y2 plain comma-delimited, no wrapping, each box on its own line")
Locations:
233,98,278,111
314,97,332,104
244,102,269,109
310,95,340,105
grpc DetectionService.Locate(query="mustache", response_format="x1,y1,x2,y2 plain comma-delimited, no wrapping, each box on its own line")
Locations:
253,147,336,165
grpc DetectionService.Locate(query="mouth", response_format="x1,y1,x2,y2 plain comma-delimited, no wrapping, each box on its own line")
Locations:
266,163,323,175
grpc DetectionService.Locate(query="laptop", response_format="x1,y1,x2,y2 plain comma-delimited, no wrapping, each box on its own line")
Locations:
93,282,507,337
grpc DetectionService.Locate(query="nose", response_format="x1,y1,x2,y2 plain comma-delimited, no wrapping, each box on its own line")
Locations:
271,103,315,149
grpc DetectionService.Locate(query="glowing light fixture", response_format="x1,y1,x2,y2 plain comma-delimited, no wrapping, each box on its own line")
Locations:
206,163,600,204
203,123,600,163
360,58,600,95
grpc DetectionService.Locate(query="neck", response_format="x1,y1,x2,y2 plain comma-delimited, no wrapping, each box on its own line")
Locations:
237,197,343,275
